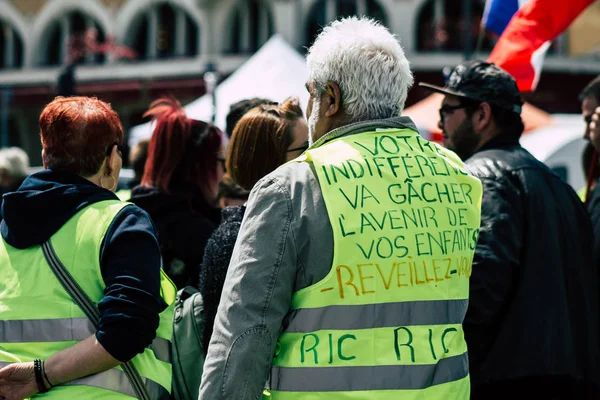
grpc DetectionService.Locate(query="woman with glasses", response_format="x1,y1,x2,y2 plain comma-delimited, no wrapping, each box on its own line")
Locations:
130,97,225,289
0,96,175,399
199,97,308,353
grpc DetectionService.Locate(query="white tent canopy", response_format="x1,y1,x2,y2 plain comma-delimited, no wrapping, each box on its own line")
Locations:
520,114,586,190
128,35,310,148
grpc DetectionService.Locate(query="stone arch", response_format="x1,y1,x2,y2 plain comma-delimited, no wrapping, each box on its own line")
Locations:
116,0,206,57
302,0,388,49
414,0,493,52
27,0,112,66
222,0,275,54
0,2,28,68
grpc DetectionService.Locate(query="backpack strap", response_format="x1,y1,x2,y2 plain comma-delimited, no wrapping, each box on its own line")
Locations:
41,240,152,400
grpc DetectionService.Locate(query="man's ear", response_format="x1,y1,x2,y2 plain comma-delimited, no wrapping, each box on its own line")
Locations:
41,149,48,169
324,81,342,118
474,102,493,131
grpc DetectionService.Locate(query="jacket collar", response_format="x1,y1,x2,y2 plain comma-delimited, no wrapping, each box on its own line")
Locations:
310,116,419,149
476,133,521,153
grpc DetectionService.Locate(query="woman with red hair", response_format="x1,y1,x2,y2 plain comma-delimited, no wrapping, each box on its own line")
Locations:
0,96,174,399
130,97,225,289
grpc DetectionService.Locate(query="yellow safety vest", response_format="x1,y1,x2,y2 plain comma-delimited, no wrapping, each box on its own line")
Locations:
116,189,132,202
0,200,175,399
268,128,482,399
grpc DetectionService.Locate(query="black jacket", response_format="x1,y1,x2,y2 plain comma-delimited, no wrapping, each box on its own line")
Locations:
586,183,600,261
199,205,246,353
130,186,221,289
0,170,164,362
464,136,600,395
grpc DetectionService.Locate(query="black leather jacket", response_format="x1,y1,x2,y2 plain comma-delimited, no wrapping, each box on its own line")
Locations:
464,135,600,392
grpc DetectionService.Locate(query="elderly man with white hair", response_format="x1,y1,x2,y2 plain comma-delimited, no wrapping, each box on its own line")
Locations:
0,147,29,195
200,17,482,400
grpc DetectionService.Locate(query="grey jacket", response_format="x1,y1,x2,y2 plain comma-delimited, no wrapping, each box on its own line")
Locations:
199,117,420,400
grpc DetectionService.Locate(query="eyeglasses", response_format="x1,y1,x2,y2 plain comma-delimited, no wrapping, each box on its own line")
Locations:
439,104,469,122
106,142,125,157
287,144,309,153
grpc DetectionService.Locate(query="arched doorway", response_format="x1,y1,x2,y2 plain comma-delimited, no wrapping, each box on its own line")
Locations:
224,0,274,54
416,0,495,52
41,11,107,66
0,21,24,69
128,2,200,60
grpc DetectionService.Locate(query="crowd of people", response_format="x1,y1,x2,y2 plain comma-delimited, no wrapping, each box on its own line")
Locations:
1,16,600,400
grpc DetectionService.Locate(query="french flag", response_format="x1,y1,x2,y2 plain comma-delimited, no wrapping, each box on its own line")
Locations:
483,0,529,35
485,0,595,92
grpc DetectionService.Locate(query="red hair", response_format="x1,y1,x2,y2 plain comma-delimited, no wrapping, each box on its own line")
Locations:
141,97,223,193
40,96,123,176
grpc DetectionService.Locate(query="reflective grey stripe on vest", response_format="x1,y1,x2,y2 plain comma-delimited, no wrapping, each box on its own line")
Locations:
285,299,468,333
148,337,172,365
0,361,170,400
271,353,468,392
0,318,94,342
0,318,171,363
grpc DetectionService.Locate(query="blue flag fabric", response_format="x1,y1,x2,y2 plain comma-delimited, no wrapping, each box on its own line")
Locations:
482,0,520,35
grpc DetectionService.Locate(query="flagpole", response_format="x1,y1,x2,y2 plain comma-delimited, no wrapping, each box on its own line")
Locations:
477,0,492,58
475,23,485,55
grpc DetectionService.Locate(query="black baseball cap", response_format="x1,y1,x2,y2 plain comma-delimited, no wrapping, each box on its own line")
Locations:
419,60,523,114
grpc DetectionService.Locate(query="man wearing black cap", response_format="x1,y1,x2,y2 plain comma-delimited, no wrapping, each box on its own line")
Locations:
579,76,600,249
421,61,600,399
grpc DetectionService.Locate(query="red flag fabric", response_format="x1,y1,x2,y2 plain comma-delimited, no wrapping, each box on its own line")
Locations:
488,0,595,92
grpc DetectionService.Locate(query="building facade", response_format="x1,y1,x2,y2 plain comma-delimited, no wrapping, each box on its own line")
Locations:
0,0,599,164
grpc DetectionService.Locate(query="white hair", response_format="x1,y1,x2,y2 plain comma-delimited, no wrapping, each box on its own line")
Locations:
0,147,29,179
306,17,414,122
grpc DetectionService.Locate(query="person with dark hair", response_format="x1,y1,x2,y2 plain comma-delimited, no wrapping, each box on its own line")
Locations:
130,97,225,289
56,64,77,97
579,76,600,203
578,142,600,201
224,97,277,138
0,96,175,398
217,174,249,208
129,138,150,186
579,76,600,125
422,61,600,399
580,76,600,275
116,138,150,201
199,96,307,355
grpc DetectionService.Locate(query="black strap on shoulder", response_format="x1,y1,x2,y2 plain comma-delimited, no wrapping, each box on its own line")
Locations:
41,240,151,400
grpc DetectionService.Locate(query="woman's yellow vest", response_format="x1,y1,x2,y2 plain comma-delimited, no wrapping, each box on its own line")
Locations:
267,128,483,399
0,200,175,399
